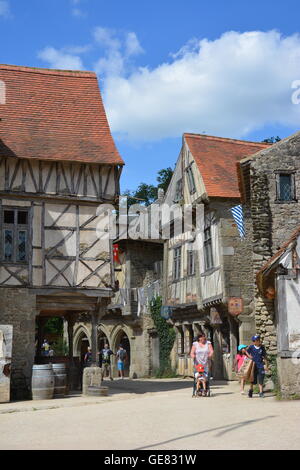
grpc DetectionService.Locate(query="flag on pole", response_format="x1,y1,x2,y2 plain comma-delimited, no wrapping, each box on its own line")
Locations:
230,205,245,238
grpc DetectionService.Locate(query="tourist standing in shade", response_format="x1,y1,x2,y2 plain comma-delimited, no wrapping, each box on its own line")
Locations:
116,344,127,379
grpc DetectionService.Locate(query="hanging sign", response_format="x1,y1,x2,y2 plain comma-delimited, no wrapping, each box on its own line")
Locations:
228,298,243,316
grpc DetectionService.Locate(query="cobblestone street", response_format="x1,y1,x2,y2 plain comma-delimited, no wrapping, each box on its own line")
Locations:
0,379,299,450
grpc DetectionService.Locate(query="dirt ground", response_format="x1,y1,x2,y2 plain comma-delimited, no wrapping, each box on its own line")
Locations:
0,378,299,450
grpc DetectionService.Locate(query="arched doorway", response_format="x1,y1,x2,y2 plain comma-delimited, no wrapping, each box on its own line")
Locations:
98,329,109,352
114,330,131,377
74,330,90,367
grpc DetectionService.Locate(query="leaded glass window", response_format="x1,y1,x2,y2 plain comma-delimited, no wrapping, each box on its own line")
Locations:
187,249,195,276
4,230,13,261
174,179,182,203
204,226,214,270
276,172,296,202
173,246,182,281
1,208,29,263
279,174,292,201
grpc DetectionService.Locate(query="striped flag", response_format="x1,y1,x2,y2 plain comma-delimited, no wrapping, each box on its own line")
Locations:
230,205,245,238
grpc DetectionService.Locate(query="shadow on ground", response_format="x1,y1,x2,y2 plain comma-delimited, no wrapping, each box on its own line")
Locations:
100,378,229,396
135,415,276,450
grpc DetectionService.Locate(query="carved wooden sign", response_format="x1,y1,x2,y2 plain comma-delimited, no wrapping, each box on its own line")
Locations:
228,297,243,316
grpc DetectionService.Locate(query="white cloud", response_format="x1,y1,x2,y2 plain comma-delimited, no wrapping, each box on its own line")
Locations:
100,30,300,141
38,47,84,70
94,27,144,77
72,8,86,17
70,0,87,18
0,0,10,18
125,32,144,57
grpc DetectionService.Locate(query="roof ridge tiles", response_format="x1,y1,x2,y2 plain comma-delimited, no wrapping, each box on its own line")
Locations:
184,132,271,147
0,63,96,78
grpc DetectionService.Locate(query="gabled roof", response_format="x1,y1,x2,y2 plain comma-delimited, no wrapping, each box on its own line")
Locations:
0,64,124,165
239,130,300,166
184,133,269,198
257,225,300,280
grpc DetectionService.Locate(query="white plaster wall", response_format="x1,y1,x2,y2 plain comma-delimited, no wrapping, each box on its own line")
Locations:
285,277,300,349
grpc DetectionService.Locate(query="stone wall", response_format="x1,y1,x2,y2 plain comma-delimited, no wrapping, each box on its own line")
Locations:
0,288,37,399
277,356,300,399
211,199,256,345
248,135,300,353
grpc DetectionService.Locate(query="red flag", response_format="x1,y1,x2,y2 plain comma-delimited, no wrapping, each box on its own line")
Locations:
113,244,120,264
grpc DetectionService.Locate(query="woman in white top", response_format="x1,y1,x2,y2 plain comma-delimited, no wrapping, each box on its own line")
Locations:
190,333,214,374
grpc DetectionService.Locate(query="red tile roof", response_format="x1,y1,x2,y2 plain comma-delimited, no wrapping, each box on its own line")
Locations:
184,133,269,198
0,64,124,165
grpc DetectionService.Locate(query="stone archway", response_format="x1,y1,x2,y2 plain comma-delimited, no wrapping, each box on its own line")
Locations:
74,327,90,366
97,325,111,351
111,327,131,377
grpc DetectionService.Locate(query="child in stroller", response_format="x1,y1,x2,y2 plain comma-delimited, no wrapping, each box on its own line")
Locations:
193,363,210,397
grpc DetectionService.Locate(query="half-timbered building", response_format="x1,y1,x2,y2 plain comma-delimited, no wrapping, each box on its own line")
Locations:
71,237,164,379
162,133,269,379
0,64,123,399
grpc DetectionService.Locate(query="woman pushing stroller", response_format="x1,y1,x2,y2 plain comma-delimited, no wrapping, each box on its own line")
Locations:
190,333,214,397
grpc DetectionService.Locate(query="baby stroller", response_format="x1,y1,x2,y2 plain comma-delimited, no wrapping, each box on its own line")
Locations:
192,363,212,397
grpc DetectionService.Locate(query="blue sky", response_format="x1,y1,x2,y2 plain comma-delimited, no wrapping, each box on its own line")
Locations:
1,0,300,191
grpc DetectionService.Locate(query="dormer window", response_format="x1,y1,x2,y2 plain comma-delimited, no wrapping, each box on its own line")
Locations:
275,171,297,202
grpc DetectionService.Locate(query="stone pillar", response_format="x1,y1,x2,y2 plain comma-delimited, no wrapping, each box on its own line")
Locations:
66,315,76,365
238,315,256,346
82,306,103,395
65,314,80,392
91,310,99,366
182,324,190,356
212,326,223,380
228,316,238,380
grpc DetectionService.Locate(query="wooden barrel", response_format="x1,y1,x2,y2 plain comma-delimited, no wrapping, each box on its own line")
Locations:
52,363,68,398
31,364,54,400
87,386,109,397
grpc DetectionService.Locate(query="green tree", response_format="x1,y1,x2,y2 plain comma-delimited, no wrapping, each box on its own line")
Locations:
44,317,63,335
122,167,174,207
157,167,174,192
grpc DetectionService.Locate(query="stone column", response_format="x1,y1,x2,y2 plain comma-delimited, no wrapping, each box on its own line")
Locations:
228,316,238,380
65,314,80,392
66,315,76,365
91,310,99,366
82,306,103,395
212,326,223,380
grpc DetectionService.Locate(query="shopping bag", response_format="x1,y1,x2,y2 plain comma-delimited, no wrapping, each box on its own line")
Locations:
242,359,255,383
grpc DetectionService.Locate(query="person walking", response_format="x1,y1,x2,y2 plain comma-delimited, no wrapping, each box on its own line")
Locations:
234,344,250,394
100,343,114,381
42,339,50,357
83,346,92,368
190,333,214,372
246,335,268,398
190,333,214,396
116,344,127,379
